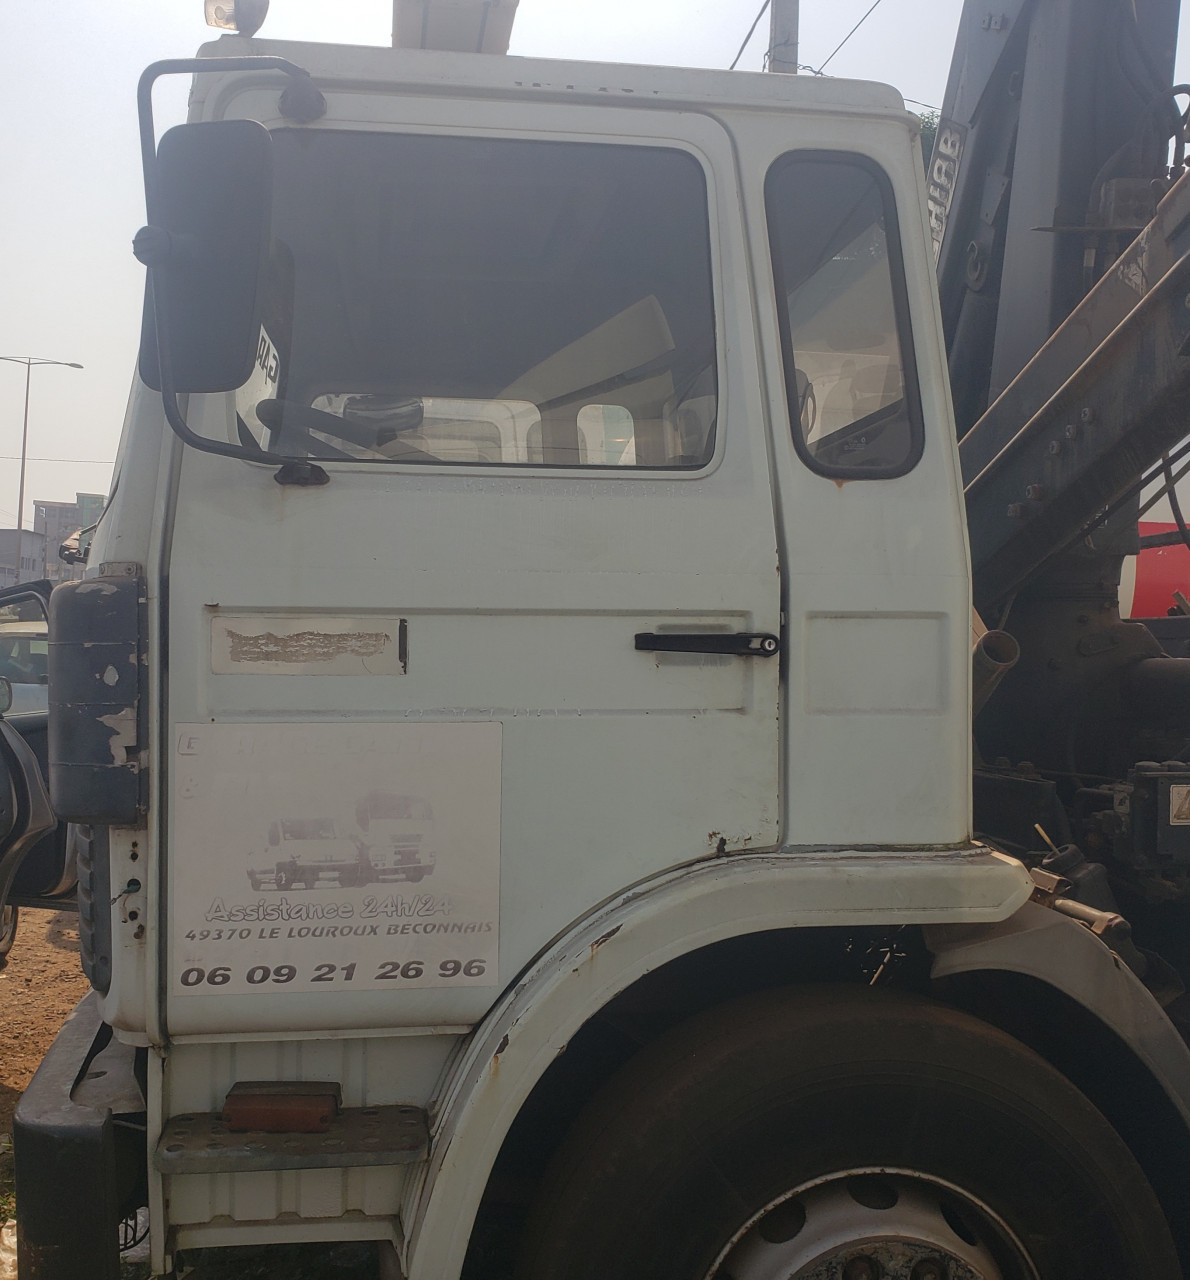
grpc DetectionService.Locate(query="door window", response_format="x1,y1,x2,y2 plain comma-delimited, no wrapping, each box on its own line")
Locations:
237,132,718,470
0,592,49,715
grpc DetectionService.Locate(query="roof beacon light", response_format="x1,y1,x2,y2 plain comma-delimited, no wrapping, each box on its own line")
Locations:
204,0,270,37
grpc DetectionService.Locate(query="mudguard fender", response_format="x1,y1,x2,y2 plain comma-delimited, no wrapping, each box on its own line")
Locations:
926,900,1190,1123
403,847,1032,1280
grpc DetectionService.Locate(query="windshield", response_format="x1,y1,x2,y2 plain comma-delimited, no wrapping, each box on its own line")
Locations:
232,131,718,469
281,818,337,841
356,793,433,823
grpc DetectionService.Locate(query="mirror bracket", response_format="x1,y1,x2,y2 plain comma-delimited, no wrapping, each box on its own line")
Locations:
136,57,327,473
274,462,330,487
280,79,328,123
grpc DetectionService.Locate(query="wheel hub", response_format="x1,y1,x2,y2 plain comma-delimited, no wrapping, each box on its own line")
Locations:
710,1171,1036,1280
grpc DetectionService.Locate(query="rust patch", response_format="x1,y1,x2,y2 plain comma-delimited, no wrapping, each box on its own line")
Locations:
226,629,390,665
590,925,622,953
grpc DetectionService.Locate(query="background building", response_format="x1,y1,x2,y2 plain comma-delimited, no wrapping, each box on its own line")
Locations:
0,529,47,588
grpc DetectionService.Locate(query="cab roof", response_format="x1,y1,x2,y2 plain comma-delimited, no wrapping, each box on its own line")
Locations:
197,33,909,121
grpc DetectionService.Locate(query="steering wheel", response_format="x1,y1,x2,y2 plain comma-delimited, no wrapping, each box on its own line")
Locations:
255,399,441,463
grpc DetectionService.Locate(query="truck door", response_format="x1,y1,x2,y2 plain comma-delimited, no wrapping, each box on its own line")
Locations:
162,110,781,1035
757,142,971,848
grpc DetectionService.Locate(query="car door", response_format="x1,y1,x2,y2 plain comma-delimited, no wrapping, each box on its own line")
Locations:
0,580,75,910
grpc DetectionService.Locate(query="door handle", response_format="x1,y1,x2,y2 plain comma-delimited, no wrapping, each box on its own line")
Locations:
634,632,780,657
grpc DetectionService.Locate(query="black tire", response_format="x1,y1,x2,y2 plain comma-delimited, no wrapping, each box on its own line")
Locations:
517,985,1180,1280
0,904,17,964
275,864,295,890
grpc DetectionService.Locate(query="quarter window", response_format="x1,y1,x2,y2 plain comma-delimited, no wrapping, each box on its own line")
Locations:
766,153,922,478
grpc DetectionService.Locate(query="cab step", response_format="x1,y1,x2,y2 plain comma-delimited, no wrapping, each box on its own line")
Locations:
154,1104,428,1174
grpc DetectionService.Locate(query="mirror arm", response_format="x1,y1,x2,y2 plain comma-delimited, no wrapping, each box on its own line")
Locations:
137,57,326,195
136,57,329,480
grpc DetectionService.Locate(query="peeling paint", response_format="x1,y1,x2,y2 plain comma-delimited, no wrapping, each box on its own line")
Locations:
589,924,622,953
211,615,408,676
226,629,391,665
97,706,138,765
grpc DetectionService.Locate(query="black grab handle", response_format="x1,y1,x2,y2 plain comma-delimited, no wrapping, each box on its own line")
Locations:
634,632,780,657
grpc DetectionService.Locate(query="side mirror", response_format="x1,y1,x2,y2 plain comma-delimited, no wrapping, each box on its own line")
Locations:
136,119,273,394
0,679,13,716
268,821,280,847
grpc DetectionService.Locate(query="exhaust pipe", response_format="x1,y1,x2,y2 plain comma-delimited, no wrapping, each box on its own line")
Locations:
972,629,1020,717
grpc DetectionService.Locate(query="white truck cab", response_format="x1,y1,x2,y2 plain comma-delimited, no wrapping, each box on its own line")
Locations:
23,6,1189,1280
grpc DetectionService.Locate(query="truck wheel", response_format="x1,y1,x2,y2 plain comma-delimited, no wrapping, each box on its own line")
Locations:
0,904,17,964
275,865,294,890
517,985,1180,1280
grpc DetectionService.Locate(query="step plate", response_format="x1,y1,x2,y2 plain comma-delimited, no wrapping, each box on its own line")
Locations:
155,1104,428,1174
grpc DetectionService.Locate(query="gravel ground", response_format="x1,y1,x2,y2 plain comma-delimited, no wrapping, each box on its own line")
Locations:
0,909,387,1280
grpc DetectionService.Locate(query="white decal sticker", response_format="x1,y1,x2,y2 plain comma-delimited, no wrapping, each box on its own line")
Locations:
235,325,281,446
1171,784,1190,826
927,121,965,263
170,722,500,995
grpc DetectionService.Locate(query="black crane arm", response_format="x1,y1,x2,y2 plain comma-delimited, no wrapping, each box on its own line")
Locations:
932,0,1180,440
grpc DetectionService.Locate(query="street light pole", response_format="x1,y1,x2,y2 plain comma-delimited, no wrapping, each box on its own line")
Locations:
0,356,84,583
768,0,799,73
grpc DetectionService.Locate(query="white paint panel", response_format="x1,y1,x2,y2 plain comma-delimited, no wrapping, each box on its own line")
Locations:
169,722,500,996
207,612,750,713
804,613,948,714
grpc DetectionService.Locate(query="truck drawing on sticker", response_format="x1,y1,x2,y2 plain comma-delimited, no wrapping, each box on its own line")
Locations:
247,792,436,890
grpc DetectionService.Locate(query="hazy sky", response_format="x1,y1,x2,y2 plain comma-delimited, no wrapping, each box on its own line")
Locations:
0,1,1185,531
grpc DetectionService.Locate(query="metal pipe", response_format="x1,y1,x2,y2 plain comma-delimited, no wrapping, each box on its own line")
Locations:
17,362,30,584
972,628,1020,717
0,356,83,583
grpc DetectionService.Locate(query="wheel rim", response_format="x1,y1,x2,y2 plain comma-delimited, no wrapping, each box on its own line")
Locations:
707,1169,1039,1280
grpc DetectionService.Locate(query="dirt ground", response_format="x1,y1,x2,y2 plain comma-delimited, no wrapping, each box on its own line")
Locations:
0,908,90,1222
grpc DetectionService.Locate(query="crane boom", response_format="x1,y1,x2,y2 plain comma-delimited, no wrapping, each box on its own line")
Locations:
391,0,520,54
933,0,1180,437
